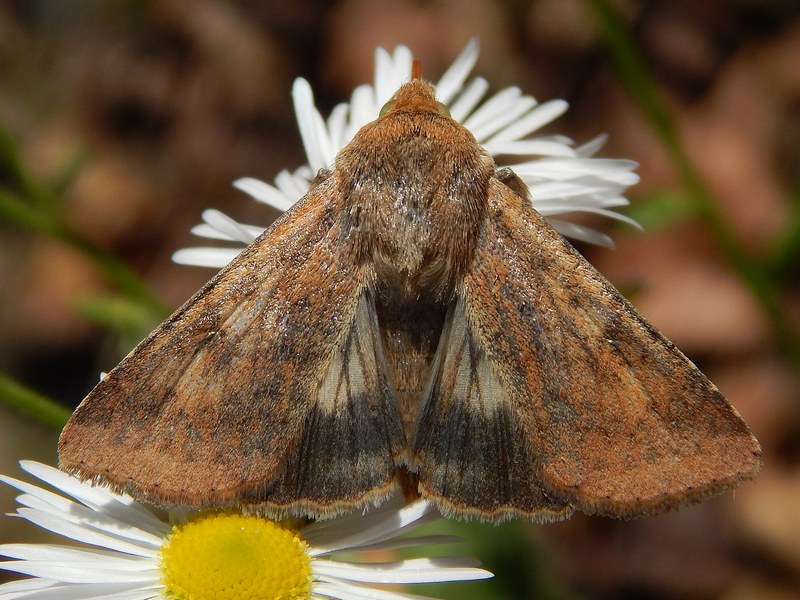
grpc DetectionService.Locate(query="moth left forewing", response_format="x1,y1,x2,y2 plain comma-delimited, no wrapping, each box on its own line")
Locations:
59,176,405,517
244,289,405,515
433,177,761,519
59,183,337,505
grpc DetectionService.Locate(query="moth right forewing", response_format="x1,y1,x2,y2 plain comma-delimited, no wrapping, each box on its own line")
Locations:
59,175,403,513
460,178,761,518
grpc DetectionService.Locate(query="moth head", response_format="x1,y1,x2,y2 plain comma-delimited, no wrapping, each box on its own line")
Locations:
378,80,451,118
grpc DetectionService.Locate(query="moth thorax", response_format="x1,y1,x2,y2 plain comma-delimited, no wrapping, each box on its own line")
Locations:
339,116,493,299
369,182,483,302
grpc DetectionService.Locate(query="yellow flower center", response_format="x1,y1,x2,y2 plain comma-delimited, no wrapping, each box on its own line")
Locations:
160,512,313,600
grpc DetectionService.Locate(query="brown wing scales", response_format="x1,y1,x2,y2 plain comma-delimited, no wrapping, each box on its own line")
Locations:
251,292,405,516
411,298,573,522
445,178,762,518
60,77,760,523
59,178,405,516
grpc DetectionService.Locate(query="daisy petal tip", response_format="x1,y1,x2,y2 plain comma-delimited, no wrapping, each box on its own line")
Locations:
171,248,240,269
291,77,313,100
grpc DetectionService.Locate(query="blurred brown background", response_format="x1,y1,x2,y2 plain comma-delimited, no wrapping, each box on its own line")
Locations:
1,1,799,599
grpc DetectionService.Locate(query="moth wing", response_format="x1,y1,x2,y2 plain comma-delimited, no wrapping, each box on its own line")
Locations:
59,177,405,516
413,178,761,520
410,297,574,522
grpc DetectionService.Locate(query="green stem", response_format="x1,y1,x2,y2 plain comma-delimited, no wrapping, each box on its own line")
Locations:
0,189,167,316
0,373,72,430
587,0,800,368
0,120,54,207
765,186,800,280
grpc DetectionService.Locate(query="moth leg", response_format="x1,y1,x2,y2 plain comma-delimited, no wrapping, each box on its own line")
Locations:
495,167,530,201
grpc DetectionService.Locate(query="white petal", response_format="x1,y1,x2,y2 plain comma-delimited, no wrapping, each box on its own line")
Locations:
294,165,314,180
548,206,640,229
537,195,631,212
388,45,413,97
306,500,438,555
189,222,263,242
233,177,296,212
188,224,233,241
375,46,412,105
0,582,160,600
0,577,56,599
345,84,378,141
293,78,335,171
483,139,576,158
16,464,116,510
314,557,491,584
548,219,614,247
575,133,608,157
194,209,262,244
6,465,167,538
392,46,414,82
531,180,628,202
0,561,158,584
1,477,79,520
448,77,489,123
0,545,152,570
514,158,640,186
435,38,479,104
13,510,159,558
348,534,463,554
171,246,234,269
374,47,396,103
12,496,163,549
485,99,569,145
171,247,242,268
531,133,575,145
327,104,350,152
462,87,524,139
313,580,436,600
470,95,537,142
274,168,311,199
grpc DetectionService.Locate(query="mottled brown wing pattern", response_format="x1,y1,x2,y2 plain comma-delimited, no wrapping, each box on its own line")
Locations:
439,178,762,519
245,291,406,515
59,77,761,523
59,176,405,516
411,298,574,521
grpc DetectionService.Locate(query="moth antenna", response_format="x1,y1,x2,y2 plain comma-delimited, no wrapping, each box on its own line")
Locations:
411,59,421,81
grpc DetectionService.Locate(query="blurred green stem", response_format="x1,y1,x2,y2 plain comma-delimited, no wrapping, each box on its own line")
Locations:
0,188,166,316
0,121,54,208
766,186,800,279
0,373,71,430
0,120,169,429
587,0,800,369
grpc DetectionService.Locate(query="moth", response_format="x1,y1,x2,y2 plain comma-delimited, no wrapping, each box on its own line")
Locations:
59,71,761,523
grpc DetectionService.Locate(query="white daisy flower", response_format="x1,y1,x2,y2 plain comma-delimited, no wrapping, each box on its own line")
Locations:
0,461,491,600
172,39,639,270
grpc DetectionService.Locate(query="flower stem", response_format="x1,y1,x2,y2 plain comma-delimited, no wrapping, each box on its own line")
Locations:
587,0,800,369
0,121,168,429
0,188,167,317
0,121,54,209
0,373,71,430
